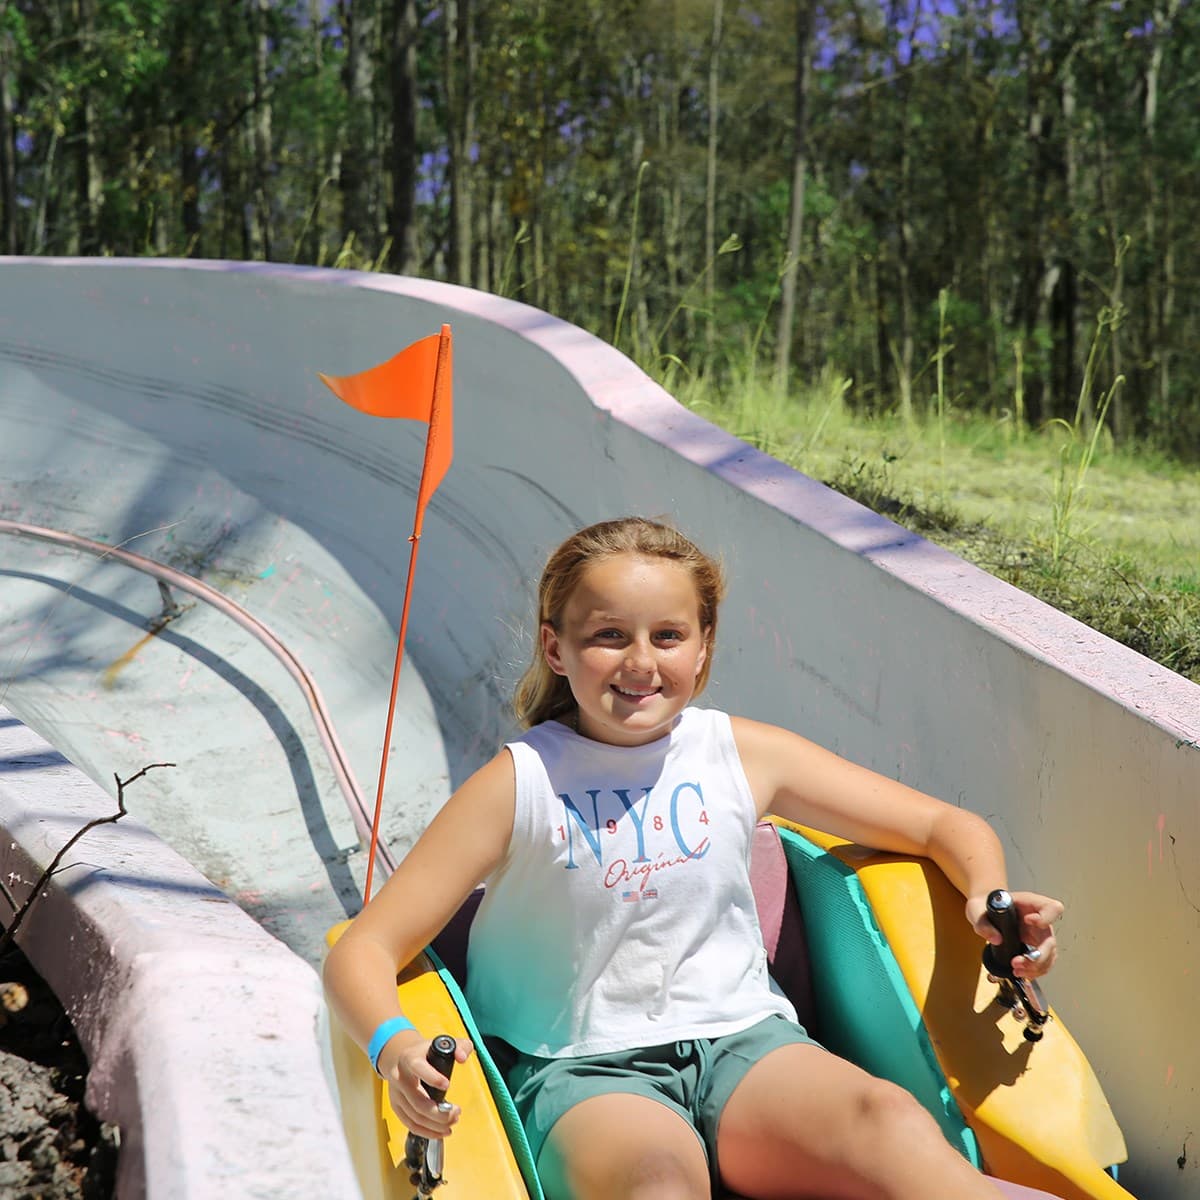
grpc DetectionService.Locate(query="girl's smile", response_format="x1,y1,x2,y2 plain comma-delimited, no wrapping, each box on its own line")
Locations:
540,553,709,747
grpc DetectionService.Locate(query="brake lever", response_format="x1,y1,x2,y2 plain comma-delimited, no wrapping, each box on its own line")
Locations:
982,889,1051,1042
404,1034,458,1198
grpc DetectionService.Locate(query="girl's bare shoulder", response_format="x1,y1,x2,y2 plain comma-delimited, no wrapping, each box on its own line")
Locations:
439,746,517,833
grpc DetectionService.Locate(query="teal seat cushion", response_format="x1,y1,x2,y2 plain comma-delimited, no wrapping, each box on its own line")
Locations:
776,826,979,1166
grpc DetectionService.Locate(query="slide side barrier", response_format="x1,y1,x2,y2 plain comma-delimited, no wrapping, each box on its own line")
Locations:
0,708,359,1200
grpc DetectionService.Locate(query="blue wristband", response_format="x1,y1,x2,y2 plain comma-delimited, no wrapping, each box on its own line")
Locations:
367,1015,416,1074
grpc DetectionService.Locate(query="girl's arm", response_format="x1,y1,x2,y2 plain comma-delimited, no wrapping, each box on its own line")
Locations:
322,748,516,1136
731,716,1061,977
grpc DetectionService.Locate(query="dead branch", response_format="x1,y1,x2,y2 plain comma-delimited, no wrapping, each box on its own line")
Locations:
0,762,175,957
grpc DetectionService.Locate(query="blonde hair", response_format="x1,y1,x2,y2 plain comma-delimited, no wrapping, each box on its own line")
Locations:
513,517,725,728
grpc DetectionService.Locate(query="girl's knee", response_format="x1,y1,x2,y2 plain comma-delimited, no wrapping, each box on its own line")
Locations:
540,1094,709,1200
855,1078,941,1142
561,1145,707,1200
544,1136,708,1200
626,1145,709,1198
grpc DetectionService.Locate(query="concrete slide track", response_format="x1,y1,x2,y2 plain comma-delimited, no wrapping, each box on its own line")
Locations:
0,258,1197,1198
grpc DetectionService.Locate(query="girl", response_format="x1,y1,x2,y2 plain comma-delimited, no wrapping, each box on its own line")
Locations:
323,516,1063,1200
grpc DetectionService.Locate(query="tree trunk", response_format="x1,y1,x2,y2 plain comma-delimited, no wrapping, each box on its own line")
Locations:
444,0,475,286
1055,61,1081,430
340,0,378,260
247,0,274,260
894,136,915,422
301,0,328,263
0,16,17,254
531,0,547,311
1013,0,1079,428
888,0,917,421
660,0,684,354
1157,203,1174,439
618,76,647,355
704,0,724,366
773,0,814,392
174,14,202,254
872,255,887,401
475,174,495,292
980,116,1000,407
388,0,418,273
1143,0,1180,438
74,0,103,253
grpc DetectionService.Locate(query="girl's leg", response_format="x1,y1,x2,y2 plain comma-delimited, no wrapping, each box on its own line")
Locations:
538,1092,711,1200
715,1043,1006,1200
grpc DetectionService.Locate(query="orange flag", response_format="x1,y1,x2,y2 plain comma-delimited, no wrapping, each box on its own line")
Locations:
318,325,453,533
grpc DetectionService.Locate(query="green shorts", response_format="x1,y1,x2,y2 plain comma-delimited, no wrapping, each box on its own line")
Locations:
486,1014,819,1187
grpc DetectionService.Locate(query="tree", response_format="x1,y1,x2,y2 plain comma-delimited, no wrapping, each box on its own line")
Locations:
704,0,723,364
386,0,418,273
442,0,476,285
773,0,815,391
0,1,24,253
339,0,380,260
5,0,1199,457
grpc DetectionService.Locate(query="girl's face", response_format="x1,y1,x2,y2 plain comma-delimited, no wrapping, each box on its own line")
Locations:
541,553,709,747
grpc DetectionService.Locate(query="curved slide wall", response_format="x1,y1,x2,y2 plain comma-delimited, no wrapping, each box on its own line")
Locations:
0,258,1197,1199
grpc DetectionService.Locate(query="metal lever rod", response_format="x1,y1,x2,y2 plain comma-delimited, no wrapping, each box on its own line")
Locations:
405,1035,458,1199
982,889,1051,1042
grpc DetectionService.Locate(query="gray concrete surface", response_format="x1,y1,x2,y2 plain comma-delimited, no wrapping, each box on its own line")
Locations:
1,257,1198,1198
0,365,449,963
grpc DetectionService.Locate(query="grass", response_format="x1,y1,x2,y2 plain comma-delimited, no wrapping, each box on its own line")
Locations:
678,368,1200,684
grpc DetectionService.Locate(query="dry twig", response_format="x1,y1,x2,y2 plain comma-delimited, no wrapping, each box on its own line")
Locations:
0,762,175,957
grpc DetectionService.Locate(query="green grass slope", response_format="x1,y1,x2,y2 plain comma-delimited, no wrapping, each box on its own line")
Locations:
680,370,1200,685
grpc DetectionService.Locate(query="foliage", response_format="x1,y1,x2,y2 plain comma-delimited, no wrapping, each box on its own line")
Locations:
2,0,1197,456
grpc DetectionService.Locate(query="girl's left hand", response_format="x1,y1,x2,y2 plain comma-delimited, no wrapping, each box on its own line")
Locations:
965,891,1064,980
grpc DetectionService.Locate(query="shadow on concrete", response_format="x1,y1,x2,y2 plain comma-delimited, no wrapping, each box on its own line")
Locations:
0,567,359,913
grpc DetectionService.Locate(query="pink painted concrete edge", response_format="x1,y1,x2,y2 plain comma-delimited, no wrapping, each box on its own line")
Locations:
0,707,361,1200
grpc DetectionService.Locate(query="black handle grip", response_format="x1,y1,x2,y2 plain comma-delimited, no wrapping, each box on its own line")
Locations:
405,1034,459,1191
981,889,1051,1040
982,889,1026,978
423,1034,457,1105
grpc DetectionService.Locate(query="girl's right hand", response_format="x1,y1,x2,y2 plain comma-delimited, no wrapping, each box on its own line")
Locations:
378,1036,474,1139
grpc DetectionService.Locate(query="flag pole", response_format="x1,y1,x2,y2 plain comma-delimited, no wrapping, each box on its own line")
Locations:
360,327,452,904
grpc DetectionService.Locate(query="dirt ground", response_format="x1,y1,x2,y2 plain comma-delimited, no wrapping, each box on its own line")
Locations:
0,941,117,1200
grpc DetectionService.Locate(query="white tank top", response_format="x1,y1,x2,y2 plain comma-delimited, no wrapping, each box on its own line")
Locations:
465,707,797,1057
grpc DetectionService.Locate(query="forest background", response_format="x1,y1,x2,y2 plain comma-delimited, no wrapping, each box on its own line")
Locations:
2,0,1198,680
